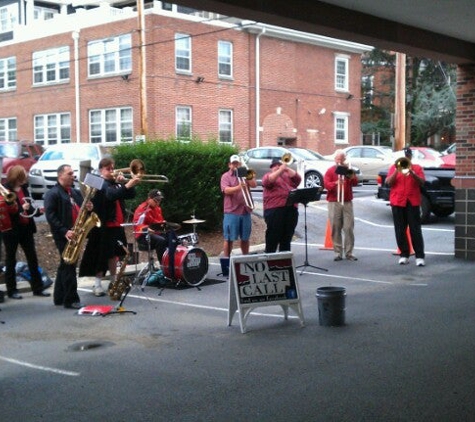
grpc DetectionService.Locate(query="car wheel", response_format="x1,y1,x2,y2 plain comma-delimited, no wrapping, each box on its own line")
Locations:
304,171,323,189
432,207,454,218
31,193,43,200
420,195,431,224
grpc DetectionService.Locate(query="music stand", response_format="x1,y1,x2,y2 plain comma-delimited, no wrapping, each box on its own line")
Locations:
286,187,328,274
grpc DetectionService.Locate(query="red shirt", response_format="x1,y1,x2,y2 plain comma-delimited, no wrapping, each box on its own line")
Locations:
324,165,358,202
220,169,249,215
387,163,425,206
262,170,301,210
133,201,164,239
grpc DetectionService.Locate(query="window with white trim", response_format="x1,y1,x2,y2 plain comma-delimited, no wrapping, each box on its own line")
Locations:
0,5,18,33
334,113,349,144
34,113,71,146
0,117,17,141
335,56,349,91
218,41,232,78
34,6,58,21
219,109,233,143
0,56,16,90
89,107,133,144
175,33,191,73
88,34,132,77
33,46,70,85
176,106,191,139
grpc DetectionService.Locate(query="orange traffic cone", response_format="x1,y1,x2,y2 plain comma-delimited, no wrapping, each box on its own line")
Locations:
393,227,415,256
320,219,334,250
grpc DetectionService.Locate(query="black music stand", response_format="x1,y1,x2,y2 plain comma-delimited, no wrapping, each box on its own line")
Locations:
286,187,328,274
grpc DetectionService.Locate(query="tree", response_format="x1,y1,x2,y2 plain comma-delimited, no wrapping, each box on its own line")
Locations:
361,49,456,148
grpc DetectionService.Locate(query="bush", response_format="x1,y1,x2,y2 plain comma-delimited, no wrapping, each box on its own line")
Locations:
113,139,238,231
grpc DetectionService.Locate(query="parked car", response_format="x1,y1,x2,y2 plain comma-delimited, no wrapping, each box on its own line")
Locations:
28,143,110,199
0,141,44,183
441,143,456,155
393,147,445,168
338,145,395,183
241,146,358,189
441,153,455,168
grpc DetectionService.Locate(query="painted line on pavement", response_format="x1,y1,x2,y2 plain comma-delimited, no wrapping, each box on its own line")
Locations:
0,355,80,377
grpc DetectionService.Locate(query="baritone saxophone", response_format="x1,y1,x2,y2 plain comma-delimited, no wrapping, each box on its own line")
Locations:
62,175,103,265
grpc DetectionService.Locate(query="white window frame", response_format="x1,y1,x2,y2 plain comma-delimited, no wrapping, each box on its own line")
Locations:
334,112,349,144
32,46,70,85
175,33,191,73
218,40,232,78
0,4,18,33
0,117,17,141
34,6,58,21
34,113,71,146
335,55,349,92
89,107,133,144
218,109,233,143
88,34,132,77
176,106,192,140
0,56,16,90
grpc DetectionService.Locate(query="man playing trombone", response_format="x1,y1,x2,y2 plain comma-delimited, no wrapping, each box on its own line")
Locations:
385,147,426,266
220,154,257,258
324,149,358,262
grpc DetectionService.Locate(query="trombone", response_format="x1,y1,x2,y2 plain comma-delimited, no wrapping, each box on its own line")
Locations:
281,152,294,165
395,156,412,175
0,184,16,204
113,159,169,183
237,166,255,210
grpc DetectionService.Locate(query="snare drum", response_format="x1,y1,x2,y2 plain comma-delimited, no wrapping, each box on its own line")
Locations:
162,246,208,287
177,232,198,246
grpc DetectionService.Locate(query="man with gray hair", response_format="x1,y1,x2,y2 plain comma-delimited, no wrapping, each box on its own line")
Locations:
324,149,358,261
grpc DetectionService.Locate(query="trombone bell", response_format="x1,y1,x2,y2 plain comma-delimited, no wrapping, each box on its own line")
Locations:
113,159,169,183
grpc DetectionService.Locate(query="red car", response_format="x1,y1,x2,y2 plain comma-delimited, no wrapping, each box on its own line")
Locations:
0,141,44,183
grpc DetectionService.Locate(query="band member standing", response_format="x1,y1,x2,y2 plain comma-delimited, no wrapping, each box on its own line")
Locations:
44,164,92,309
1,165,50,300
324,149,358,262
386,147,426,266
262,157,301,253
220,154,257,257
79,158,139,296
132,189,169,264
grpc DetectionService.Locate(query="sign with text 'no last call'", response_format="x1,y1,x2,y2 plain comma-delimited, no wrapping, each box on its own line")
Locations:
227,252,305,334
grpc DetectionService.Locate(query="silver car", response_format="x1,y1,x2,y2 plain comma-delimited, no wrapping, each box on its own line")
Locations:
241,146,340,189
341,145,394,183
28,143,110,199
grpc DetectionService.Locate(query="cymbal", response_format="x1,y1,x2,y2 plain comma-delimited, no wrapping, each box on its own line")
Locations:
182,218,205,224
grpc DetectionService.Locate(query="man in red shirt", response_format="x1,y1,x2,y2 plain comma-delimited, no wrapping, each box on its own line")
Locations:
324,150,359,261
262,157,301,253
386,147,426,266
133,189,168,264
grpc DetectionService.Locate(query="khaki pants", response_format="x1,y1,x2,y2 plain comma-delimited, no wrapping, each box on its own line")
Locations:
327,201,355,258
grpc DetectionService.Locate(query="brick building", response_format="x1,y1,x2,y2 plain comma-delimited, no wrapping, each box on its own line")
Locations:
0,1,370,154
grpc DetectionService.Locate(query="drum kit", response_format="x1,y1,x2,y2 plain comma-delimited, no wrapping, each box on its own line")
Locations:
126,214,209,289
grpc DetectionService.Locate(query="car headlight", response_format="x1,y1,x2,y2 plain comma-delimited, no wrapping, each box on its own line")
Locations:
29,168,43,176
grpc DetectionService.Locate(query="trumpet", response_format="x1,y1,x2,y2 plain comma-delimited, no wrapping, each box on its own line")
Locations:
395,156,412,175
281,152,294,165
113,159,169,183
237,166,255,210
0,184,16,204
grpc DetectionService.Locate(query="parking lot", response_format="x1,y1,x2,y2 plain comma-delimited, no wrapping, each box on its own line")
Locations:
2,186,475,421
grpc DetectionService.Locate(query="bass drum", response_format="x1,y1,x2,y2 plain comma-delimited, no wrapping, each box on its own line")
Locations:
162,246,209,287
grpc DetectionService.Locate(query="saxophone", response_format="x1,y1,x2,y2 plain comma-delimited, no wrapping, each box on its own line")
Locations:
62,185,101,265
109,241,131,301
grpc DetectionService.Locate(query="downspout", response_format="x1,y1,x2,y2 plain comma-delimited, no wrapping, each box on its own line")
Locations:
72,30,81,143
255,26,265,148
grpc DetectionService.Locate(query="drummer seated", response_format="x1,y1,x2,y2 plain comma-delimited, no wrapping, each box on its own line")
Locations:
132,189,170,263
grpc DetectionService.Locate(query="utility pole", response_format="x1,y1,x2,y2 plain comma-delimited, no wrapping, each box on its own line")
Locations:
137,0,148,138
394,52,406,151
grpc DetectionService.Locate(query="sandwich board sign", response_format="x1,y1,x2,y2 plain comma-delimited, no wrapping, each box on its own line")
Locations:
227,252,305,333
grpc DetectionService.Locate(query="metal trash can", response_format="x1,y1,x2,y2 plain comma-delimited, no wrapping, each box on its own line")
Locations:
316,286,346,326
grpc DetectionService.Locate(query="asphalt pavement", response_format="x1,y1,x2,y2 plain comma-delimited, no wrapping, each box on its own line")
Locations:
1,190,475,421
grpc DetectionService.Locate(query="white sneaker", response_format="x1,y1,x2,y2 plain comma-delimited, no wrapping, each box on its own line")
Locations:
416,258,425,267
398,257,409,265
92,286,105,297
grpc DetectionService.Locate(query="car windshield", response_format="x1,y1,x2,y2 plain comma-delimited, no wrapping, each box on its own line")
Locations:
289,148,325,160
0,143,20,158
40,145,99,161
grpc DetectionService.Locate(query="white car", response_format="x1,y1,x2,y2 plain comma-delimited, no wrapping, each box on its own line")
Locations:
28,143,110,198
241,146,359,189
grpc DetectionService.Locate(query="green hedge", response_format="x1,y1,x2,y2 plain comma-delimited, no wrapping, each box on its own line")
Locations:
113,139,238,231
